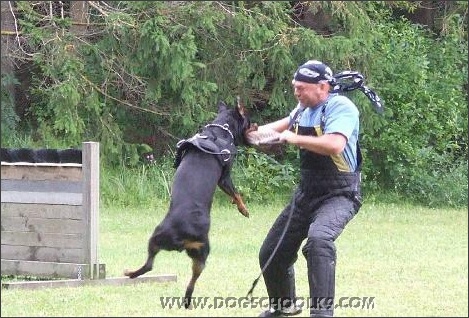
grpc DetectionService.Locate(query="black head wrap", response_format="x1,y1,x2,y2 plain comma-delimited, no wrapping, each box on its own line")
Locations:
293,61,384,114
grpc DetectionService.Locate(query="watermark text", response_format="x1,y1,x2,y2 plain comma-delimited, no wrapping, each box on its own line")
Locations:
159,296,375,310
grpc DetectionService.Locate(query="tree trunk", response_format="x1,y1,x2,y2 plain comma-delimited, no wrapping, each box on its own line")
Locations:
408,0,437,30
1,1,17,84
70,1,89,35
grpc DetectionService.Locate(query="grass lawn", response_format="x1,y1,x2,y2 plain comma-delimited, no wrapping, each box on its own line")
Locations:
1,195,467,317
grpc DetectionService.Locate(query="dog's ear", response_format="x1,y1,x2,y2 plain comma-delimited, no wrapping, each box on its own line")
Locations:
217,101,228,113
236,96,247,118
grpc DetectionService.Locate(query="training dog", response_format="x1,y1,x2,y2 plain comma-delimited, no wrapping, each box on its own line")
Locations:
124,99,251,308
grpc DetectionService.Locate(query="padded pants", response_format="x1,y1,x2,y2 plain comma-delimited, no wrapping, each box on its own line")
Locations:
259,187,359,317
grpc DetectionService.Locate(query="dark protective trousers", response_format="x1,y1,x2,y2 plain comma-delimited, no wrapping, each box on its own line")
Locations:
259,186,360,317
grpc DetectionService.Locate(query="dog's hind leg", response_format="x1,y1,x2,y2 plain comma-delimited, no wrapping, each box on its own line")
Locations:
124,236,161,279
183,240,210,309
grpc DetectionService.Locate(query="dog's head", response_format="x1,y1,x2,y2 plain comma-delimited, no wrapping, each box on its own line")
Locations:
213,98,251,146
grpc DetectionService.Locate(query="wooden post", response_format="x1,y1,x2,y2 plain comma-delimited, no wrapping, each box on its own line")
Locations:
82,142,100,279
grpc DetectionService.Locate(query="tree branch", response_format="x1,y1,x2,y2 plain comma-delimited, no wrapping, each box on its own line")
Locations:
79,74,169,117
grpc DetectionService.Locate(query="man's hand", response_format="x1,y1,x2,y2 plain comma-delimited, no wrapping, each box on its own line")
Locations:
278,130,297,144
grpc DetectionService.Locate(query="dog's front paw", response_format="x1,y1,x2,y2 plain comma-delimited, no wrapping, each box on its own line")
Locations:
238,206,249,218
232,193,249,218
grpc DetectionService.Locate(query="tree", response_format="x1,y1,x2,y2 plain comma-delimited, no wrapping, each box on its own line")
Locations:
1,1,467,207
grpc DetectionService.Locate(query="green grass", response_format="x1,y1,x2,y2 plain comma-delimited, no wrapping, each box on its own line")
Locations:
1,197,467,317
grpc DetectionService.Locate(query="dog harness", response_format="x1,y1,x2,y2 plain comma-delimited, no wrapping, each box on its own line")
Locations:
174,123,237,168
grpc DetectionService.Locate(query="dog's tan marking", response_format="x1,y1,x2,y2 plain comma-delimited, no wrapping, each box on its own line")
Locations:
183,240,205,250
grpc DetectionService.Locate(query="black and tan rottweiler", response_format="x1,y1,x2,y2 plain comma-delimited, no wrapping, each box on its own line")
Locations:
124,99,251,308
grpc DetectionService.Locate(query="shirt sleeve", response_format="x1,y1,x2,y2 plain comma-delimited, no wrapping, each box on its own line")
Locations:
323,95,359,141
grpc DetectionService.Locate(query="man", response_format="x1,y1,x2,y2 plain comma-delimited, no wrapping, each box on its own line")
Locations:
247,60,365,317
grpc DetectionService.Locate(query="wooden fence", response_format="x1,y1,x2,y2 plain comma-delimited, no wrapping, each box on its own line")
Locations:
1,142,105,280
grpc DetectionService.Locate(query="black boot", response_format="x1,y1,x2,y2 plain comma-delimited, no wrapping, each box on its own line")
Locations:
258,304,302,317
259,266,302,317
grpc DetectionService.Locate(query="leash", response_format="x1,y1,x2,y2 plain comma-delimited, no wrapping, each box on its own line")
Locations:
246,197,297,301
245,110,305,300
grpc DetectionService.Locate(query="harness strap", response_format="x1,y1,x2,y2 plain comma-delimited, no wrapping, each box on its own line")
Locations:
174,124,236,168
179,138,233,157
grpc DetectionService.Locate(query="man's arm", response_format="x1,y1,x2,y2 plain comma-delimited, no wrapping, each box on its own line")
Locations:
279,131,347,156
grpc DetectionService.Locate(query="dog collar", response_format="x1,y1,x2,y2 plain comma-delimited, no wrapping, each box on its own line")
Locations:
204,123,235,141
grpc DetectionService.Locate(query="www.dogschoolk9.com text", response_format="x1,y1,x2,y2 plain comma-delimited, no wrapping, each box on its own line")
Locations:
160,296,375,310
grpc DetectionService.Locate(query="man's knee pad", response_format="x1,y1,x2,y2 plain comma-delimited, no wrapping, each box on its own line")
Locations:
302,236,336,260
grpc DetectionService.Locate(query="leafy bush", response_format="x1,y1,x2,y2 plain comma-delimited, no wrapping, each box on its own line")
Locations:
232,147,298,202
357,16,467,207
100,156,175,208
1,74,20,144
3,1,467,208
